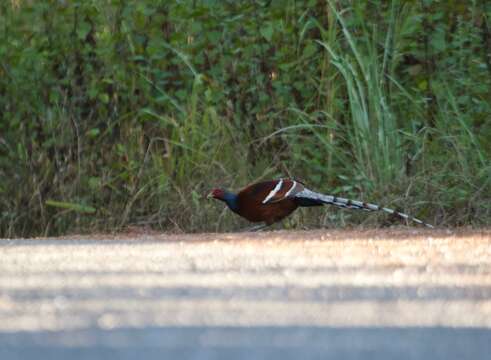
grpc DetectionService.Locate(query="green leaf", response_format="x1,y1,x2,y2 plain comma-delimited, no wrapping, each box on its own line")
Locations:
430,28,446,52
260,23,274,42
302,43,317,58
88,177,101,190
46,200,96,214
77,21,91,40
86,128,100,137
99,93,110,103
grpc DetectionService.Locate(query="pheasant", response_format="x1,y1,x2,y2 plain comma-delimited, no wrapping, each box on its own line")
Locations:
208,178,433,228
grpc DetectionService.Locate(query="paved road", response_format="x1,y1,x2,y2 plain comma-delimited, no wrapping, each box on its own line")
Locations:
1,228,490,359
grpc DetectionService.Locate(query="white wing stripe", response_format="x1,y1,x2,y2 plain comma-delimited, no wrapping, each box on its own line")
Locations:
262,179,284,204
284,181,297,197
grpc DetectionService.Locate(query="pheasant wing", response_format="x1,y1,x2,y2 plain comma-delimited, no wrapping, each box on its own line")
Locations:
262,179,305,204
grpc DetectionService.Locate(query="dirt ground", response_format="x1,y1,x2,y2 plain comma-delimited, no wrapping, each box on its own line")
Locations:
1,228,490,359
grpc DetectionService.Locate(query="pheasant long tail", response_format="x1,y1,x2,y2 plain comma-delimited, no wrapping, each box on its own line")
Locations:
295,188,434,228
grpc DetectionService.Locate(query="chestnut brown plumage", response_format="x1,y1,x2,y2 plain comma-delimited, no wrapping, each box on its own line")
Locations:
208,178,433,228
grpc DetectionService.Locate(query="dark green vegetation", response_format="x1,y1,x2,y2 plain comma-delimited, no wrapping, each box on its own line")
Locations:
1,1,490,237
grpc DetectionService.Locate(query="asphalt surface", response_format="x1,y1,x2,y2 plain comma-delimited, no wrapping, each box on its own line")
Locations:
1,228,490,359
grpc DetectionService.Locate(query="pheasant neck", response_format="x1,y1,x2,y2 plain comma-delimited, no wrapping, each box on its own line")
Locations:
219,191,239,212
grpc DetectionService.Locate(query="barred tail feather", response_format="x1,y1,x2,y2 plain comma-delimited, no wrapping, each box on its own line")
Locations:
295,189,434,228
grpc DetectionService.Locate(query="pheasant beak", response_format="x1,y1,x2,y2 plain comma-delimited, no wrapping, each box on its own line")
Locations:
206,192,214,199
